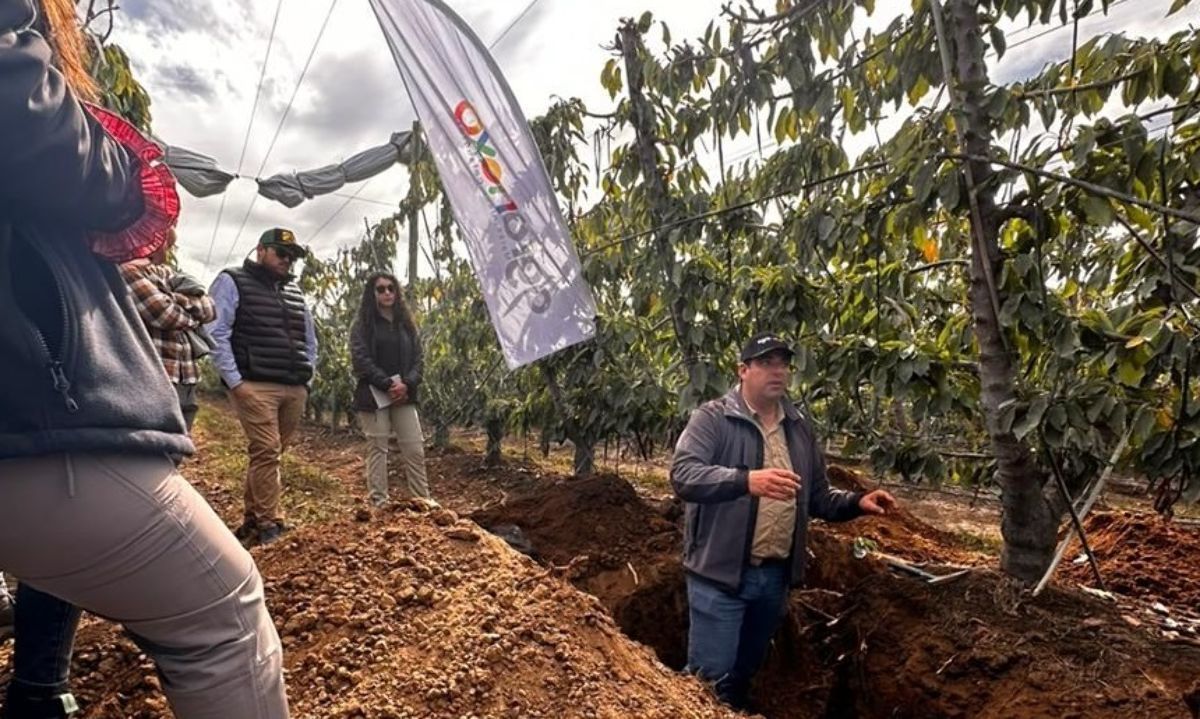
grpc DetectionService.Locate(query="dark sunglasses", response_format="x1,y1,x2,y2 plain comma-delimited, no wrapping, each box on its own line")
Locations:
374,284,397,295
270,246,298,262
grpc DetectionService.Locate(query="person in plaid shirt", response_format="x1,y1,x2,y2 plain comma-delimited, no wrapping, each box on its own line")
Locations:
120,232,216,432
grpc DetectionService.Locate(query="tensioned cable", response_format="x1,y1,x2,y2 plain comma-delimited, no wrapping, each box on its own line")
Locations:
202,0,285,267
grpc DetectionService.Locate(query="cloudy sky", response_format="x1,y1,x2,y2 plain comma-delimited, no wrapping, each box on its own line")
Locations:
107,0,1196,283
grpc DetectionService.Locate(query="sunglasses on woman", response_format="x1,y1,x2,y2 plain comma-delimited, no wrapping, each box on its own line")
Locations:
375,284,396,295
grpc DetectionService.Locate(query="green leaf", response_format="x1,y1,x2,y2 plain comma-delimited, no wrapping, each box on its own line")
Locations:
938,171,961,210
906,75,931,106
1013,395,1048,440
1046,404,1068,431
989,26,1007,59
1140,319,1164,344
1116,359,1146,387
1081,196,1114,225
913,162,936,204
818,214,836,242
1131,407,1156,443
1054,324,1079,358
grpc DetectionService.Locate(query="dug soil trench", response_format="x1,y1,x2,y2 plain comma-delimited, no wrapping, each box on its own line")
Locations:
470,470,1200,719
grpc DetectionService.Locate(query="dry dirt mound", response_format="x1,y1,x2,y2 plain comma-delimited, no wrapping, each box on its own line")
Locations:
13,503,739,719
820,466,982,565
1062,511,1200,608
469,473,688,667
469,472,678,570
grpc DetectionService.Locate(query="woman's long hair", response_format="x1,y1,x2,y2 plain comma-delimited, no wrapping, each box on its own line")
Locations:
358,272,417,340
35,0,98,101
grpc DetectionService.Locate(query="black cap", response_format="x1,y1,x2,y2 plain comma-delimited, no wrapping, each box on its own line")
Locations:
739,332,795,363
258,227,307,258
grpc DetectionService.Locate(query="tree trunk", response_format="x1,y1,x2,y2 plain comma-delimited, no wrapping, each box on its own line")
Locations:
484,416,505,468
542,365,596,477
433,422,450,449
944,0,1058,583
619,24,701,387
573,440,596,478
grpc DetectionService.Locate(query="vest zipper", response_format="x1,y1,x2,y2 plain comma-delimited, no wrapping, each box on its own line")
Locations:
42,276,79,413
276,284,301,377
16,240,80,414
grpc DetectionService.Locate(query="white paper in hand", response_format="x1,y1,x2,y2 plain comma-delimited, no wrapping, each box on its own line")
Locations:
371,375,403,409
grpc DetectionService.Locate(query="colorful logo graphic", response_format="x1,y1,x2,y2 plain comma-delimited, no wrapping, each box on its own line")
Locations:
453,99,557,315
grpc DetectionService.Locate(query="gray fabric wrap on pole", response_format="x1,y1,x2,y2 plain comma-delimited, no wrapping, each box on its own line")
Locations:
160,131,413,206
162,144,237,198
255,131,413,208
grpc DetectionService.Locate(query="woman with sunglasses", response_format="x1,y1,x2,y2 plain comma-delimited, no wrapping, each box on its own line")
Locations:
350,273,430,505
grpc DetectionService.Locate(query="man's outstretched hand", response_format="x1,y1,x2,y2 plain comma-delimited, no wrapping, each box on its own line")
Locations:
858,489,898,515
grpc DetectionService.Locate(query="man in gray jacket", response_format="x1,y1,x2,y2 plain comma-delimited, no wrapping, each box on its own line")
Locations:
670,332,896,709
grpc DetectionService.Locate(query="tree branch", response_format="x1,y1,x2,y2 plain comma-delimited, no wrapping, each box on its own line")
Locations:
1112,213,1200,303
582,161,887,257
950,153,1200,226
1016,70,1144,99
1139,96,1200,123
908,258,970,274
723,0,833,26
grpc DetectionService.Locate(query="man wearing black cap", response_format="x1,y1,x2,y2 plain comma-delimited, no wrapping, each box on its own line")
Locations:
207,228,318,546
670,331,896,709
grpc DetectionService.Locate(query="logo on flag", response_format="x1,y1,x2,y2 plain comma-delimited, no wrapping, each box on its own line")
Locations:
368,0,597,368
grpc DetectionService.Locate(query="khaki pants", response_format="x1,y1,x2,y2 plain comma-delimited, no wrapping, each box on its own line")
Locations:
0,453,289,718
358,404,429,503
231,382,307,525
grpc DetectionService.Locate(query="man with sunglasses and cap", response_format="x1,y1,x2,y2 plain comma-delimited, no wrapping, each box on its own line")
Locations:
670,331,897,710
208,228,318,547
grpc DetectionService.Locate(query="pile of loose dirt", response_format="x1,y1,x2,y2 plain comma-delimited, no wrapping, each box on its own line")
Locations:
820,466,983,565
1063,511,1200,608
16,503,740,719
464,468,990,672
469,473,678,570
469,473,689,667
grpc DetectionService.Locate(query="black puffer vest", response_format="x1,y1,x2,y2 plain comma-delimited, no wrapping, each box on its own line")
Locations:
225,261,312,386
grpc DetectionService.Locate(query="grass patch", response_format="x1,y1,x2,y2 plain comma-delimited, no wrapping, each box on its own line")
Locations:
191,402,352,526
951,529,1003,555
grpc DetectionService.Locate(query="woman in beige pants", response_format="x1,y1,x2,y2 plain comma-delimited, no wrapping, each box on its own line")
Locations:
0,1,288,715
349,272,430,505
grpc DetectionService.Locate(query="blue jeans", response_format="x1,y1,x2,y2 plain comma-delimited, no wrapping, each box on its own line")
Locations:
7,584,82,704
685,562,789,709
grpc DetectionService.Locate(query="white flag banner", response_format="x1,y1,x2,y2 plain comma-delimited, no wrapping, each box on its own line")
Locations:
368,0,597,369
